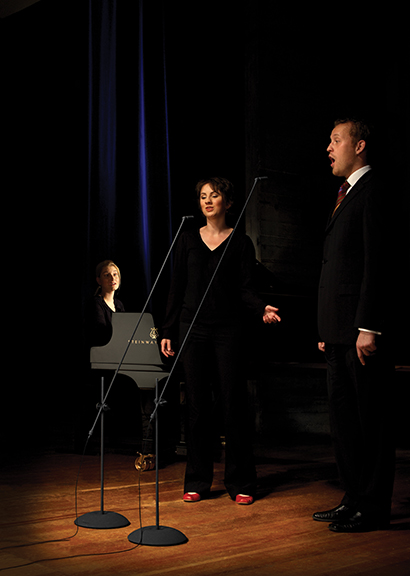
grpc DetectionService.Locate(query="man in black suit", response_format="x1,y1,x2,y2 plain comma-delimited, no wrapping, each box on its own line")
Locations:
314,118,395,533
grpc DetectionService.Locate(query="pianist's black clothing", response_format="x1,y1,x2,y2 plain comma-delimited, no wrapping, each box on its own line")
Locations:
85,294,125,348
162,229,267,499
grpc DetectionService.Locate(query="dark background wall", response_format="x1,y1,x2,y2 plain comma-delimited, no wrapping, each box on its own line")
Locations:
1,0,408,455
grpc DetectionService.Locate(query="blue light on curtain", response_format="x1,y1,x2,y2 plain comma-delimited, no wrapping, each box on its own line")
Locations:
86,0,173,311
162,16,173,247
98,0,117,237
138,0,151,296
87,0,117,259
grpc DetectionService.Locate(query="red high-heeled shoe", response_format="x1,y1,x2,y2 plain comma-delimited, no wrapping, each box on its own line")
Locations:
235,494,254,505
183,492,201,502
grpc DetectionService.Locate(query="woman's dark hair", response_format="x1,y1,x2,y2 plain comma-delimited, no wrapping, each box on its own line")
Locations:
195,177,235,209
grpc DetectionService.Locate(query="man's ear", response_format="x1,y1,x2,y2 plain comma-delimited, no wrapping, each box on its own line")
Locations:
356,139,366,155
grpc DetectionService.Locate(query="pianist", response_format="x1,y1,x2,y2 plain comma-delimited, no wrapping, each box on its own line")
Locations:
84,260,162,462
85,260,125,348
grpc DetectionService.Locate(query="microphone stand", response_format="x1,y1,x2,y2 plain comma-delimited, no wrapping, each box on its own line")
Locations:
75,215,193,531
75,375,130,529
127,378,188,546
128,176,266,546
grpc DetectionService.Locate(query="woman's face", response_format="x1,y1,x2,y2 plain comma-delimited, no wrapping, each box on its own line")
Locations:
199,183,230,219
97,265,120,293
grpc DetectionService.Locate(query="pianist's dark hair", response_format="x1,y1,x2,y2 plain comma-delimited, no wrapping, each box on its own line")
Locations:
195,177,234,211
94,260,121,295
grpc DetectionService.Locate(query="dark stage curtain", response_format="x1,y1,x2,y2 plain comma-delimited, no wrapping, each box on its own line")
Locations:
86,0,174,316
2,0,177,453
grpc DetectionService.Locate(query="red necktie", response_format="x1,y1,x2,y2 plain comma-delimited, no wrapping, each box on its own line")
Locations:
332,181,350,217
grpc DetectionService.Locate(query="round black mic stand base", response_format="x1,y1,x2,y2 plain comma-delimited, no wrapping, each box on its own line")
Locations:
75,377,131,530
128,525,188,546
75,510,130,529
127,379,188,547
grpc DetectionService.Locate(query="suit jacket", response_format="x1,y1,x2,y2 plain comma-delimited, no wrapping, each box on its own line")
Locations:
317,170,388,345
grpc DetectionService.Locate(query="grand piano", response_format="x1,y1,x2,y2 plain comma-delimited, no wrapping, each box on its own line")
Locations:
90,312,169,389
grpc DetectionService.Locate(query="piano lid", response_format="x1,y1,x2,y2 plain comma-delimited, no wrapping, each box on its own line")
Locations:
90,313,169,389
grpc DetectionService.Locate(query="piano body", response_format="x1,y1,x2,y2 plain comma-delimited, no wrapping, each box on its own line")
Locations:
90,313,169,389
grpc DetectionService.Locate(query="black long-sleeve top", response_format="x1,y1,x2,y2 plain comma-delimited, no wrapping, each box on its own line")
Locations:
162,229,266,341
84,294,125,348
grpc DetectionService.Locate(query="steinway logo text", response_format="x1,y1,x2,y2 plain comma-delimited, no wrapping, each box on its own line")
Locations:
129,339,155,345
128,327,159,345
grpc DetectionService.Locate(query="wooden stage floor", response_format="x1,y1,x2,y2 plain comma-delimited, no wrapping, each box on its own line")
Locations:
1,444,409,576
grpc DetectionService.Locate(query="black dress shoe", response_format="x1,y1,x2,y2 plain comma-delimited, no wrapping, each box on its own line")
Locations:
313,504,354,523
329,511,390,533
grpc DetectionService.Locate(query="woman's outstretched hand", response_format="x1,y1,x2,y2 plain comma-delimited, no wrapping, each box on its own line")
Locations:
263,306,281,324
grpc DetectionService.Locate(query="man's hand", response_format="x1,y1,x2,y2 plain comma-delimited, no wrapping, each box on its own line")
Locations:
356,331,377,366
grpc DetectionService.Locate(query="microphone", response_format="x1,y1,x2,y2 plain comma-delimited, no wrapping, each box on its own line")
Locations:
183,215,194,219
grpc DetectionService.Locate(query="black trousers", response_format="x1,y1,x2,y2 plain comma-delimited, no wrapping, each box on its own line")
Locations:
180,322,256,499
325,342,396,519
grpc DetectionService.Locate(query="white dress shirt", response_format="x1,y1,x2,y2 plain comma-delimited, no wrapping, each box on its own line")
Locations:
345,165,381,336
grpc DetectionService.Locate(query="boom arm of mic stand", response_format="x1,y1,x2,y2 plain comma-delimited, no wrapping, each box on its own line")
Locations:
151,176,267,421
88,215,193,439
